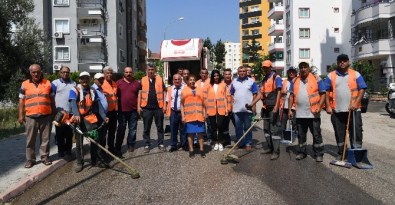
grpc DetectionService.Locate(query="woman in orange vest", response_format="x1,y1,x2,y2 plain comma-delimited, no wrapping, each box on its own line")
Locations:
206,70,228,152
181,74,206,158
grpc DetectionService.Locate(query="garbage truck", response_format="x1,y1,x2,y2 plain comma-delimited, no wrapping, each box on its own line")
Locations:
160,38,211,85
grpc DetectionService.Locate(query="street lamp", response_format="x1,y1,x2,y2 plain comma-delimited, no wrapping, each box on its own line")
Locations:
163,17,184,40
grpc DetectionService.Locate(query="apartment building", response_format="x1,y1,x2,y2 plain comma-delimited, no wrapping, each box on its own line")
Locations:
239,0,271,66
351,0,395,90
224,42,241,73
268,0,352,76
33,0,146,73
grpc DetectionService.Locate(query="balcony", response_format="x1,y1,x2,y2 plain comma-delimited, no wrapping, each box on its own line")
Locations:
77,0,106,19
239,0,261,7
268,23,284,36
268,42,284,52
268,4,284,19
268,0,282,2
351,38,395,59
242,21,262,29
352,1,395,26
242,34,262,40
78,63,105,72
239,10,262,19
272,60,285,69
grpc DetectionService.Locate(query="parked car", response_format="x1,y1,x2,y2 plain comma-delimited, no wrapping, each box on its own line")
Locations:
361,92,369,113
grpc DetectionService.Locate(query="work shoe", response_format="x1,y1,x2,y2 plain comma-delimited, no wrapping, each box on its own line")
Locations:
98,161,110,168
218,144,224,152
24,160,36,169
42,158,52,166
261,149,273,154
270,153,280,160
189,151,195,158
74,163,84,173
169,147,178,152
158,144,166,152
213,143,219,151
128,146,135,152
245,145,252,151
295,153,307,160
200,151,206,158
143,146,150,153
316,155,323,162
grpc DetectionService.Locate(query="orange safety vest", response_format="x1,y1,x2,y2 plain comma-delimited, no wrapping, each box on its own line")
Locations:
165,85,183,117
140,76,164,108
260,74,278,109
195,79,211,95
206,83,227,116
22,79,52,116
182,86,205,123
293,73,321,113
224,81,233,112
328,69,361,109
75,86,98,124
102,79,117,111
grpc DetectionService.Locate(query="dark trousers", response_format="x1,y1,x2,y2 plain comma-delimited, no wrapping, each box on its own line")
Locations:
170,110,186,148
116,110,138,153
102,110,117,152
208,114,225,143
142,108,164,146
296,118,324,156
223,112,235,144
75,119,104,165
55,125,73,156
331,111,363,154
261,107,282,153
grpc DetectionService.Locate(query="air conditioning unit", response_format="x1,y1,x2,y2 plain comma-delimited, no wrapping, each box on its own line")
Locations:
54,32,63,38
53,63,62,71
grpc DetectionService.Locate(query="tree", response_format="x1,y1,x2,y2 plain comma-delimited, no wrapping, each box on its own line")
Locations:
353,60,375,91
203,37,214,64
0,0,51,102
213,39,226,70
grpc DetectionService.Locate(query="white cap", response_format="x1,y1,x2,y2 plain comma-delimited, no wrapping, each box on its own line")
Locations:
94,73,104,79
79,71,90,77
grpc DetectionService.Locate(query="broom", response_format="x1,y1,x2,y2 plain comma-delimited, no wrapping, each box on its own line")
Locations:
330,110,352,168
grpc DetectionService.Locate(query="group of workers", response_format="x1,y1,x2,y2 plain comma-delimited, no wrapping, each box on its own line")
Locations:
18,53,367,172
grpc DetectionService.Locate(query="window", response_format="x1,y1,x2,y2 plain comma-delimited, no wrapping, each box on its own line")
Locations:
242,41,249,48
286,11,291,27
251,17,259,24
251,29,259,35
53,0,69,6
286,31,291,45
242,18,248,25
119,49,126,62
242,6,248,13
118,24,124,39
54,46,70,61
54,19,70,33
334,48,340,53
299,8,310,18
299,28,310,38
118,0,125,13
333,7,339,13
251,5,259,12
286,50,291,64
334,28,339,33
243,30,249,36
299,48,310,59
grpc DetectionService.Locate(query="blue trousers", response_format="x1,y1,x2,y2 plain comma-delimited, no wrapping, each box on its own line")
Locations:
116,110,138,152
170,110,186,148
234,112,253,147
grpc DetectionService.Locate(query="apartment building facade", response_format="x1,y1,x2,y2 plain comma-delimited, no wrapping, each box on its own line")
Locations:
351,0,395,90
33,0,146,73
268,0,352,76
224,42,241,73
239,0,271,66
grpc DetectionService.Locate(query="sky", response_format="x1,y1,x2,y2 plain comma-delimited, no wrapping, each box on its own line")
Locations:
146,0,240,52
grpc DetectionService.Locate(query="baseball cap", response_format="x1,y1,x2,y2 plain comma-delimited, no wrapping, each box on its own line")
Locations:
287,67,297,73
94,73,104,79
79,71,90,78
337,54,349,61
262,60,272,68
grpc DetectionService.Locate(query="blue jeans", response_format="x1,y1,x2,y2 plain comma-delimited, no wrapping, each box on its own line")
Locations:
116,110,138,152
170,110,186,148
234,112,253,147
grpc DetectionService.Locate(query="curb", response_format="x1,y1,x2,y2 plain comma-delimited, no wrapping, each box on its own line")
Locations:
0,159,68,203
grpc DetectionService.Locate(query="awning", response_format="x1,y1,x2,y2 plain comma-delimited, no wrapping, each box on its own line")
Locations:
160,38,203,62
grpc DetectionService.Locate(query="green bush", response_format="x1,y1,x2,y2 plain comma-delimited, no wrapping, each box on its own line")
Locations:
0,107,24,139
134,71,146,80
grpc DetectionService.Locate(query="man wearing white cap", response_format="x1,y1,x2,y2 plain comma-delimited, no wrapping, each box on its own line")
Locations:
69,71,108,172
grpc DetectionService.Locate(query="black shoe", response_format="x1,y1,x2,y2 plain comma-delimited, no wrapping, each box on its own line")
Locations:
74,163,84,173
295,153,307,160
200,151,206,158
98,161,110,168
144,146,150,153
189,151,195,158
261,149,273,154
182,146,189,151
316,155,323,162
169,147,178,152
158,144,167,152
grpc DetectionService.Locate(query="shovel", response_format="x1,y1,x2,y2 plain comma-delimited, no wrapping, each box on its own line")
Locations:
347,110,373,169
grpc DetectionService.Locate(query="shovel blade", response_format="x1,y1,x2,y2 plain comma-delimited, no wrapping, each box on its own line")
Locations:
347,149,373,169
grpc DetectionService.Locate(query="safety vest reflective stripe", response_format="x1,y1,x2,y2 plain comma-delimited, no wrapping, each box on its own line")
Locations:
140,76,164,108
293,73,321,113
182,86,205,122
328,69,361,109
22,79,52,116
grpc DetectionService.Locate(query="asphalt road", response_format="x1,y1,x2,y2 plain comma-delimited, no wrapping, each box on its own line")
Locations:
366,101,386,113
10,112,395,205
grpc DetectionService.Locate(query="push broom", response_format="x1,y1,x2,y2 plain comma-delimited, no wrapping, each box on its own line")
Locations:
330,110,352,168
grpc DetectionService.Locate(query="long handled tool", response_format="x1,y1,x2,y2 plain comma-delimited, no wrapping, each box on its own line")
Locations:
330,110,352,168
53,111,140,178
220,116,266,164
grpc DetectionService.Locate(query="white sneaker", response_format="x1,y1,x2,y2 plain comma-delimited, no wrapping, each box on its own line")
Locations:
218,143,224,152
213,143,219,151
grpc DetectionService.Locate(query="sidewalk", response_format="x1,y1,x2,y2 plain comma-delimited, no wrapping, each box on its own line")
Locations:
0,126,86,202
